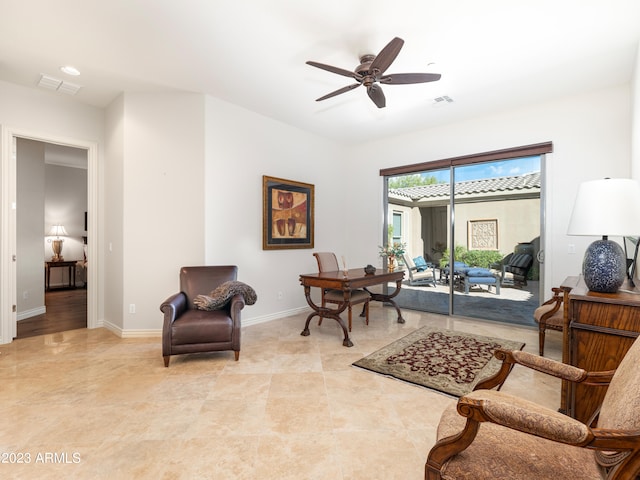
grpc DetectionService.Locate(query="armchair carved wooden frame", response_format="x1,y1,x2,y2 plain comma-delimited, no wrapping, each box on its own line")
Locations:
426,338,640,480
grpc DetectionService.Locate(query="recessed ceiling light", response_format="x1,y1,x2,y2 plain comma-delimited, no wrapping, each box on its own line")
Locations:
60,66,80,76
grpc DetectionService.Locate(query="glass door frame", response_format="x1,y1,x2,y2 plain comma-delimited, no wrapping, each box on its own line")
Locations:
381,142,552,319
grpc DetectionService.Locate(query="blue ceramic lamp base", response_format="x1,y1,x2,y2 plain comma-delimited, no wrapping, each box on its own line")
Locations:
582,239,627,293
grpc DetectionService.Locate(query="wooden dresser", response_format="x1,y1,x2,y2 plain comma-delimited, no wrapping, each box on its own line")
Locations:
563,276,640,423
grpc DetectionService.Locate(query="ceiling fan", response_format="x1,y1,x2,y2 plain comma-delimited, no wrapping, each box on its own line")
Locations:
306,37,441,109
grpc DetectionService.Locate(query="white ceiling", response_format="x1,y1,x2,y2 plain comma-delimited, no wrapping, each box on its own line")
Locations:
1,0,639,145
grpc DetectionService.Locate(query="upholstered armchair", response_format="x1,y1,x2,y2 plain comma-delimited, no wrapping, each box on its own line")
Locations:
426,336,640,479
160,266,245,367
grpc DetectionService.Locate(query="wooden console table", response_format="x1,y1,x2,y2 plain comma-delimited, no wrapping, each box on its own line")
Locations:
45,260,77,290
563,276,640,422
299,268,405,347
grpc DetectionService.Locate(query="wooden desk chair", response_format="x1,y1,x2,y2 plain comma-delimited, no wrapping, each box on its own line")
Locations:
533,286,564,356
313,252,370,331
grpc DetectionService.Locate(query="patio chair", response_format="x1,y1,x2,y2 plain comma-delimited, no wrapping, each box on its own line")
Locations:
440,261,469,288
402,253,437,287
493,252,534,287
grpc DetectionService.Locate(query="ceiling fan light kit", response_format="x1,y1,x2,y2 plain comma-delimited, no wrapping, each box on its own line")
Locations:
306,37,441,108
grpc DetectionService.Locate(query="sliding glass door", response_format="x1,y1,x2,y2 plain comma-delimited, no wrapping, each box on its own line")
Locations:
385,154,543,327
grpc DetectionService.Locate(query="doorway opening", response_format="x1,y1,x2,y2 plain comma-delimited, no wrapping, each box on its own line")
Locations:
0,126,98,344
16,139,88,338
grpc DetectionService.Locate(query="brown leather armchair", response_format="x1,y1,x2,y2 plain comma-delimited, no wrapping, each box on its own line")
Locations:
425,336,640,479
160,266,244,367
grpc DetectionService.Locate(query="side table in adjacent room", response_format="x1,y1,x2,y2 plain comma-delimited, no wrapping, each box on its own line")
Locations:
45,260,78,290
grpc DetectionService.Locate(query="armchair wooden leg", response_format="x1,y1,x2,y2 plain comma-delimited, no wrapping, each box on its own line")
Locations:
234,350,240,361
539,325,546,356
163,356,170,367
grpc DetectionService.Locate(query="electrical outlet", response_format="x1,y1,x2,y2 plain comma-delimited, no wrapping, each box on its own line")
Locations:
568,244,576,254
129,304,136,314
23,291,28,300
277,291,283,300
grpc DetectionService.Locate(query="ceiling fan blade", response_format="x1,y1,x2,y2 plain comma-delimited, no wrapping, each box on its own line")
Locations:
379,73,442,84
369,37,404,76
367,84,386,108
306,61,363,81
316,83,361,101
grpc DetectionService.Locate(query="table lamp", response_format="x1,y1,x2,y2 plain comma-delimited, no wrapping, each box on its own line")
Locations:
567,178,640,293
48,224,68,261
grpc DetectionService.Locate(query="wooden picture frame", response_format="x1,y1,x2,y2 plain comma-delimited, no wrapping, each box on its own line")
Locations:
263,175,314,250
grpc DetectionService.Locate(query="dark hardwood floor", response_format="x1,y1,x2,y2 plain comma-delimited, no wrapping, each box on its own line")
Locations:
17,288,87,339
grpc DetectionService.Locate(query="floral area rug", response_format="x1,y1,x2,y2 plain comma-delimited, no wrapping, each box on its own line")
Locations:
352,327,525,397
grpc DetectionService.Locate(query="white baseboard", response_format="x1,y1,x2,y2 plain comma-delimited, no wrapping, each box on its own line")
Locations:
105,306,312,338
102,320,160,338
17,306,46,321
242,306,310,327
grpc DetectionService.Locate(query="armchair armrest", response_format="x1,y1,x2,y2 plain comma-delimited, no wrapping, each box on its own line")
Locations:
229,293,246,320
475,349,615,391
160,292,188,323
427,388,640,478
460,390,591,445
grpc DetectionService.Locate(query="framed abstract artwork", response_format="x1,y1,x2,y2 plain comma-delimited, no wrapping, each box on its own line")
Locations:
262,175,314,250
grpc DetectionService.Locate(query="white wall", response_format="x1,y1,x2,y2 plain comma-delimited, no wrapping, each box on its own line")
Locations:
107,93,207,333
342,84,632,292
203,97,346,322
632,44,640,179
44,163,87,266
104,95,125,332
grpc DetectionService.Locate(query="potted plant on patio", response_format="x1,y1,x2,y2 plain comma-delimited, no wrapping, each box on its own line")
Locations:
379,242,407,272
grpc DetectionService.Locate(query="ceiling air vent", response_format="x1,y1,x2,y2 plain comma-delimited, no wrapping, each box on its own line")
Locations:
57,82,82,95
37,74,82,96
38,74,62,90
432,95,454,107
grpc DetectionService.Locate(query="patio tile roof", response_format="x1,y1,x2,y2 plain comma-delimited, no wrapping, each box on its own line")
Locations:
389,172,540,201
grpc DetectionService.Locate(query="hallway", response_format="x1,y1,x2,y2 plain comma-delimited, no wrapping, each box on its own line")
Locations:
17,289,87,339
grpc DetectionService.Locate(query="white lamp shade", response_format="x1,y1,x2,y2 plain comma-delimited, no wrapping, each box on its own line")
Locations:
48,225,68,237
567,178,640,236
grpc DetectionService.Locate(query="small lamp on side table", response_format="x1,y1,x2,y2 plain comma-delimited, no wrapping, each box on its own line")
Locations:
47,224,68,262
567,178,640,293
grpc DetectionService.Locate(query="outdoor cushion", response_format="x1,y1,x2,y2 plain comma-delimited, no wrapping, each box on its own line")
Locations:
510,253,532,268
449,262,469,272
466,268,494,277
413,256,428,271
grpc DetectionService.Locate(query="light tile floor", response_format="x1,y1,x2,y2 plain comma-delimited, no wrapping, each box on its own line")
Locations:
0,305,562,479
